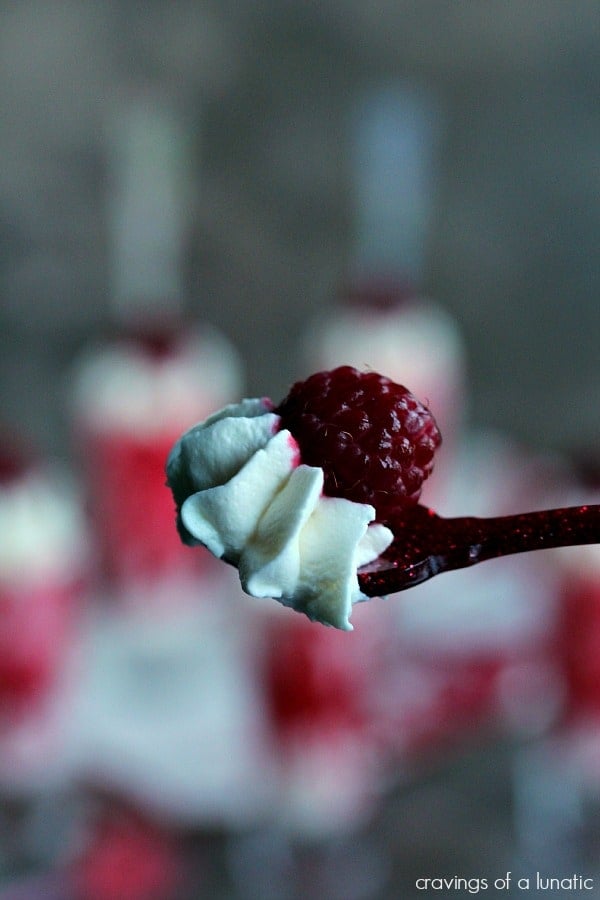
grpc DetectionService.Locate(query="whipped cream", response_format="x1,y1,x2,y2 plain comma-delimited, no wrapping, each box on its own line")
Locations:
72,326,243,437
166,399,393,630
0,468,89,585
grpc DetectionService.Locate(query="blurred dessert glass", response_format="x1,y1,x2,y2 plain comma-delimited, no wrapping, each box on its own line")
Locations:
70,89,243,596
303,81,466,508
0,442,89,789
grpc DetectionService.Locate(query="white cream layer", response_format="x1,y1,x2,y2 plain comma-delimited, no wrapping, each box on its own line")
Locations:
167,399,393,630
0,469,89,585
72,326,243,436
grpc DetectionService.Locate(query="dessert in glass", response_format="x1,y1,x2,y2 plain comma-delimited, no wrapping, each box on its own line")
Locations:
71,89,244,594
0,442,88,788
303,82,464,506
72,321,242,590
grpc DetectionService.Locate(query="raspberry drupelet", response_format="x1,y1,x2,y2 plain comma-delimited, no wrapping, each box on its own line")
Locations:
275,366,442,523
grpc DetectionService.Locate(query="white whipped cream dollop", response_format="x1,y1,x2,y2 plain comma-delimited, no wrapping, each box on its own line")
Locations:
166,399,393,630
72,327,243,437
0,469,89,585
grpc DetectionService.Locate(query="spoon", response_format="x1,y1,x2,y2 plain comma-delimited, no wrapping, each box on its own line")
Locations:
358,503,600,597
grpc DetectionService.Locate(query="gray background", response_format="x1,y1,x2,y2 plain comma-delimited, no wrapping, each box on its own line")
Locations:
0,0,598,459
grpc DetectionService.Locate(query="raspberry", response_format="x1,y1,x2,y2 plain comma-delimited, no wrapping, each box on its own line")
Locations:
275,366,441,522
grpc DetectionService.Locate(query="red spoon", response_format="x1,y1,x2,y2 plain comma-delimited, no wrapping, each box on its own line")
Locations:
358,503,600,596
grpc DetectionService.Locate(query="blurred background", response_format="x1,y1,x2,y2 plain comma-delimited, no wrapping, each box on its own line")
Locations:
0,2,598,898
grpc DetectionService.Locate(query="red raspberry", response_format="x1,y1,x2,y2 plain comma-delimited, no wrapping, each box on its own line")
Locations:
275,366,441,522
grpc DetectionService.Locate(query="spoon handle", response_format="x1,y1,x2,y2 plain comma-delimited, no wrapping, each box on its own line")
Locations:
359,504,600,597
453,504,600,561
